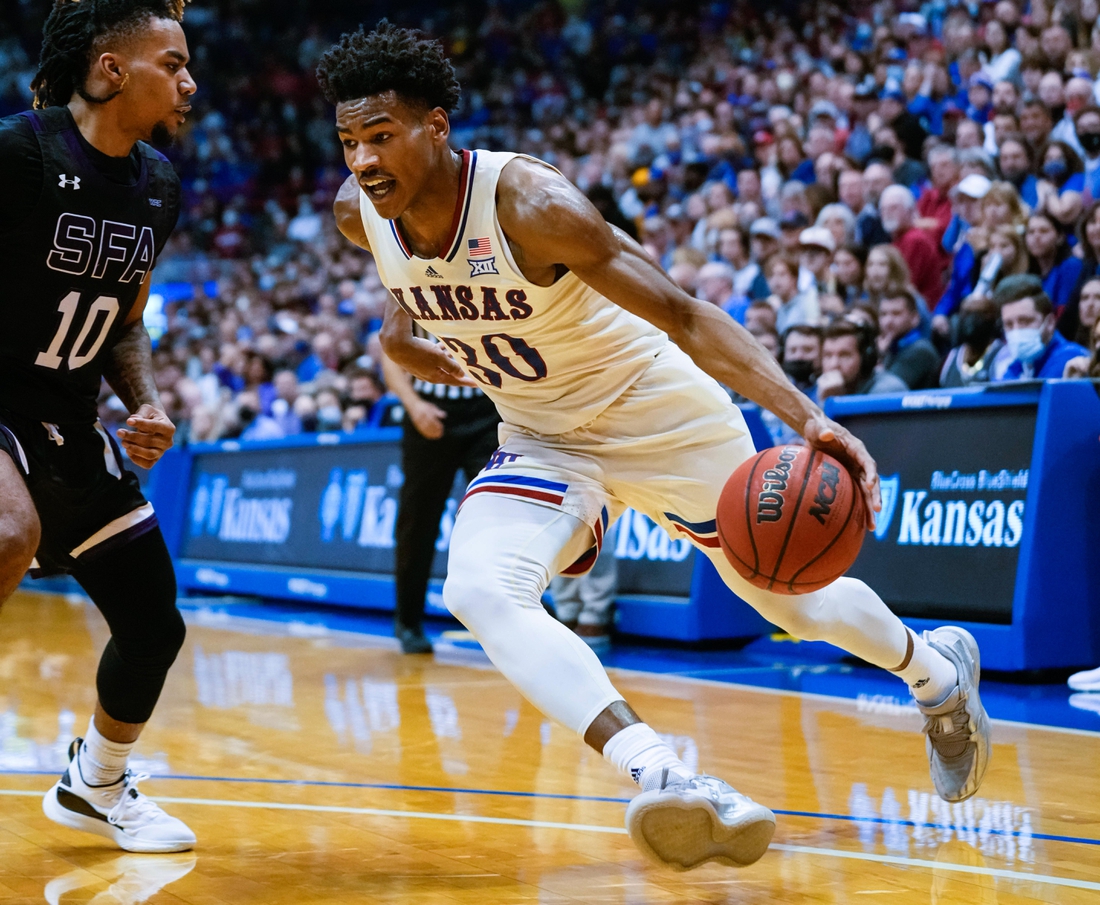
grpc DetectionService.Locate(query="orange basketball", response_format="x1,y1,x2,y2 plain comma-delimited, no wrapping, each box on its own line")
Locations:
717,446,866,595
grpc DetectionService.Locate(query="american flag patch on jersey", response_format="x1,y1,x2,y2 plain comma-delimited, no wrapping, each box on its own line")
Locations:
467,237,493,258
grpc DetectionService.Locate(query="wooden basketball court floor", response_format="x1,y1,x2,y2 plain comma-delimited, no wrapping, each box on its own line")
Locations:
1,589,1098,904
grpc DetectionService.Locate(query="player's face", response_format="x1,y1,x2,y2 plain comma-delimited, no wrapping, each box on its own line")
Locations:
121,18,195,146
336,93,448,220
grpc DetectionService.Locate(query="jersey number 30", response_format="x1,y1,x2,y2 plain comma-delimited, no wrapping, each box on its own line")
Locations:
439,334,547,387
36,291,120,370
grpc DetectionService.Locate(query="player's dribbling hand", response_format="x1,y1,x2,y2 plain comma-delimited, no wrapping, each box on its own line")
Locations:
116,404,176,470
802,414,881,531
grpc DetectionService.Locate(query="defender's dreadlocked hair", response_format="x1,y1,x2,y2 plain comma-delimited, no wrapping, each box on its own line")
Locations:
316,20,460,113
31,0,188,109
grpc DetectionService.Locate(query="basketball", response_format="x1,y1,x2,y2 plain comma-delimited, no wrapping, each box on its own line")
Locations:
717,446,866,595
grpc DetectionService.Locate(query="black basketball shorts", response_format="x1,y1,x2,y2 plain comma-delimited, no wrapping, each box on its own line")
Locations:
0,407,156,576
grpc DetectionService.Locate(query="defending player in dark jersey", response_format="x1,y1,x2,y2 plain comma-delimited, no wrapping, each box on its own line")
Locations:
0,0,197,852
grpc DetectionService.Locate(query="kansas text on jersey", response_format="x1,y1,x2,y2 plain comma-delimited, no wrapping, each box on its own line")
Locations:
360,150,667,436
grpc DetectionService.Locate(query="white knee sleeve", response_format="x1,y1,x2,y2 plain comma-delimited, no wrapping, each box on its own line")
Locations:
443,495,625,735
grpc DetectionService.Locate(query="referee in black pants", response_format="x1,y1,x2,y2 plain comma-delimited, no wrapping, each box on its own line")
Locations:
382,354,500,653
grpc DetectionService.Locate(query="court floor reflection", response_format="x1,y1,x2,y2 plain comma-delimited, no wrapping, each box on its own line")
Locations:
0,590,1097,904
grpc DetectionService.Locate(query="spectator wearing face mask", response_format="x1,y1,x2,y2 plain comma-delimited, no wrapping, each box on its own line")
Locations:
991,275,1088,380
780,325,823,393
1038,140,1085,197
940,295,1006,386
1077,107,1100,198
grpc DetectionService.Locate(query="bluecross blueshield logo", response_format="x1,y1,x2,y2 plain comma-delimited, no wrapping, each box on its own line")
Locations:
874,474,900,540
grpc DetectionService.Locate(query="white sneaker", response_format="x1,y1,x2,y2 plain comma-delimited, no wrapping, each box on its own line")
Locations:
624,769,775,870
1068,666,1100,692
917,627,992,803
42,739,196,853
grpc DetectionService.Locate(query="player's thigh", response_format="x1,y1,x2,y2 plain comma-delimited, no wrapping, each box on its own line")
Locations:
0,450,40,568
611,411,758,550
444,494,593,616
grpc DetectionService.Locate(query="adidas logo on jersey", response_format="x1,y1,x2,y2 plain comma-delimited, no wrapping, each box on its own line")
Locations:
424,266,444,279
58,174,81,190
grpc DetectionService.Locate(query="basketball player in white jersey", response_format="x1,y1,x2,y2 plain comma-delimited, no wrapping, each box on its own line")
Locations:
319,23,991,870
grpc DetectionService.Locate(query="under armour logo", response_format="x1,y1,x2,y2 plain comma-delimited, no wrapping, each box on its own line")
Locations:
468,256,499,277
58,174,81,190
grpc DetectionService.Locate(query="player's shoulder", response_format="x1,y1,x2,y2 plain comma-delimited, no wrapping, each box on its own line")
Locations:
497,153,569,197
495,152,596,242
134,139,179,178
0,110,40,154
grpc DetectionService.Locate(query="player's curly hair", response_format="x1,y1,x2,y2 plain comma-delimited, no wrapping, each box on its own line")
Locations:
316,20,461,113
31,0,188,109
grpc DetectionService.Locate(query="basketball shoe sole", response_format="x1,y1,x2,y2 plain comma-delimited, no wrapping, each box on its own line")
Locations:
625,770,775,870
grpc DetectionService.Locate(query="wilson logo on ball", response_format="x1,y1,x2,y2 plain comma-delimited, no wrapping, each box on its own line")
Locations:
756,446,799,523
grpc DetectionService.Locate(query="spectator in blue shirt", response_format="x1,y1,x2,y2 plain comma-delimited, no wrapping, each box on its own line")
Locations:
1038,141,1086,197
991,274,1088,380
997,135,1040,209
932,173,992,335
1025,211,1083,318
964,72,994,124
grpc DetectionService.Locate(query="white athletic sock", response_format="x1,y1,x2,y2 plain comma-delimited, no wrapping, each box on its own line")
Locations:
78,718,133,788
890,629,959,705
603,723,693,791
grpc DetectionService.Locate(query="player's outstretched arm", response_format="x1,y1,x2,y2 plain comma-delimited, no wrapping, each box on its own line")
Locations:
497,158,881,522
105,274,175,469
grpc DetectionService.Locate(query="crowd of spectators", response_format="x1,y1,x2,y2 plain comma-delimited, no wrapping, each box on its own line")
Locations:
5,0,1100,445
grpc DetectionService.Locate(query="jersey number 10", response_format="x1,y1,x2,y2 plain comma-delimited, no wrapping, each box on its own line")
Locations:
35,290,120,371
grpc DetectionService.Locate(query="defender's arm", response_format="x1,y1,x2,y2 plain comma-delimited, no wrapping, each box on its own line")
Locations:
106,273,174,468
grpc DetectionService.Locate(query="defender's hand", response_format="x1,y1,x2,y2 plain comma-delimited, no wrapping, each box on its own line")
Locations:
117,404,175,469
408,398,447,440
802,413,881,530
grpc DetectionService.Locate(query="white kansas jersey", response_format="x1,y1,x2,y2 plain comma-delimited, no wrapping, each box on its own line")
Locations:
360,149,668,435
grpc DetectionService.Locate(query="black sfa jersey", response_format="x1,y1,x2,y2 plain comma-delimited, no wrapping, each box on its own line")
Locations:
0,107,180,424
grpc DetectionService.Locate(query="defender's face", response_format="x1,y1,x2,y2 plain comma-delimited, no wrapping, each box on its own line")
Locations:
336,93,445,220
123,18,195,144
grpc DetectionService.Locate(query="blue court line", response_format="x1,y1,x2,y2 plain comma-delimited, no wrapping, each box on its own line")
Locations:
3,769,1098,849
